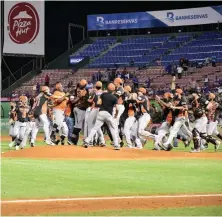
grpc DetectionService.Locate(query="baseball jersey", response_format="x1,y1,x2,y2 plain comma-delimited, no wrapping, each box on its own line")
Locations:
16,103,29,122
173,96,187,117
33,93,49,117
88,90,103,108
99,92,118,115
137,95,149,114
207,101,218,122
51,90,68,111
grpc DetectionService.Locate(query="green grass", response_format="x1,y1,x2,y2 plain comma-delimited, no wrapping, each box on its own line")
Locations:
2,158,222,199
43,206,222,216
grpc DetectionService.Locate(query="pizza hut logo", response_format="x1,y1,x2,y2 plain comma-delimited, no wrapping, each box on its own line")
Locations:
7,2,40,44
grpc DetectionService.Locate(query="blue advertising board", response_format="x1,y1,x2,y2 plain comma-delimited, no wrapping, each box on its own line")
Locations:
87,6,222,31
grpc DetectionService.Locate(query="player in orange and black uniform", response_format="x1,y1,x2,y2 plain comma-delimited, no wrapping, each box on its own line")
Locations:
12,96,30,150
50,82,69,145
8,102,17,148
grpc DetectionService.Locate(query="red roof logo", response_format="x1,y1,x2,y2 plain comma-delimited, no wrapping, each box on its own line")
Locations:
7,2,40,44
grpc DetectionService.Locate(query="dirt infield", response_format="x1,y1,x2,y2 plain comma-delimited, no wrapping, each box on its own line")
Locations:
2,137,222,215
2,145,222,160
2,195,222,215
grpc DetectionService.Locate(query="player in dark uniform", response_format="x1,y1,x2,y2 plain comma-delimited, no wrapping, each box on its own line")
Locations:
71,79,89,145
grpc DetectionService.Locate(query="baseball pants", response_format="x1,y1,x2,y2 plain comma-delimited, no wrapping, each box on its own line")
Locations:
65,116,74,141
124,116,136,147
130,120,143,148
154,122,170,149
20,121,38,148
85,111,120,148
12,121,27,145
138,113,156,139
35,114,51,144
84,108,105,145
9,123,15,137
207,121,219,136
165,117,192,145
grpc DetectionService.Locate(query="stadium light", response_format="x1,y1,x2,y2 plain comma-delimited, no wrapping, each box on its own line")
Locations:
178,30,182,33
148,31,151,34
107,33,110,36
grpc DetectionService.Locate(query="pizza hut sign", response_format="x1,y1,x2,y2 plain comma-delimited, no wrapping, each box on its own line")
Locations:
7,2,40,44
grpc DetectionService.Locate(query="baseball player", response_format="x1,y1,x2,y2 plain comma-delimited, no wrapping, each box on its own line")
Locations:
206,93,222,142
20,110,38,148
136,87,156,149
11,96,29,150
154,92,174,150
84,81,105,146
84,83,120,150
163,89,192,151
50,82,69,145
33,86,54,145
64,95,75,145
70,79,89,145
123,86,138,148
8,102,17,148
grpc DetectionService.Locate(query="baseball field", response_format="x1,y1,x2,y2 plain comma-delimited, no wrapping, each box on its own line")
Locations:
1,118,222,216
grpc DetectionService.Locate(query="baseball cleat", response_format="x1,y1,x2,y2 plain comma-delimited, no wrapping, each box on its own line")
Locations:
15,145,20,151
120,141,124,147
8,141,15,148
99,143,106,147
215,140,220,151
133,146,143,150
30,143,35,147
114,146,120,150
67,140,73,145
190,149,200,153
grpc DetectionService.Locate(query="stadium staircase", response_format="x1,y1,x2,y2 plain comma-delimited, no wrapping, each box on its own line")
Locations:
86,41,122,67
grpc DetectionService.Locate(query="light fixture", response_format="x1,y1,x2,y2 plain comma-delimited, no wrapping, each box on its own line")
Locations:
178,30,181,33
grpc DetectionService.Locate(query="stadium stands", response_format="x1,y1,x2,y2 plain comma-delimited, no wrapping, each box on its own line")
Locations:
9,31,222,97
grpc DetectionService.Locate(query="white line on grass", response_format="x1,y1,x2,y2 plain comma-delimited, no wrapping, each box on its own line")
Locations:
2,194,222,204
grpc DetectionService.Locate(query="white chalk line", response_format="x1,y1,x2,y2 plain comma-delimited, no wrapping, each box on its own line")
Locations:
2,194,222,204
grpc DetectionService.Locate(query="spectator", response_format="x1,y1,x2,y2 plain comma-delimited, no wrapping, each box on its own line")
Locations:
190,78,196,92
165,63,172,75
98,71,102,81
177,65,183,79
92,73,97,83
45,74,50,86
212,55,216,67
156,58,161,66
172,63,177,76
68,81,73,88
145,77,151,88
205,57,210,66
36,82,40,94
204,75,209,87
132,76,139,92
86,80,93,90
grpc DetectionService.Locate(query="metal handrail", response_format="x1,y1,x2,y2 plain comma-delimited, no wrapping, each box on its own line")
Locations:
2,59,34,82
47,38,86,67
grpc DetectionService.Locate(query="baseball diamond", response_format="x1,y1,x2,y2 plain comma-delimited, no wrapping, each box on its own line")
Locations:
1,1,222,216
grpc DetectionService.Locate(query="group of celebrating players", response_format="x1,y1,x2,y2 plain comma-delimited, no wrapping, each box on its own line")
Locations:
8,76,221,152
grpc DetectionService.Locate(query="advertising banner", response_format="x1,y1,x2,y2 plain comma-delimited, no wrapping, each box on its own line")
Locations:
3,1,45,55
87,6,222,31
